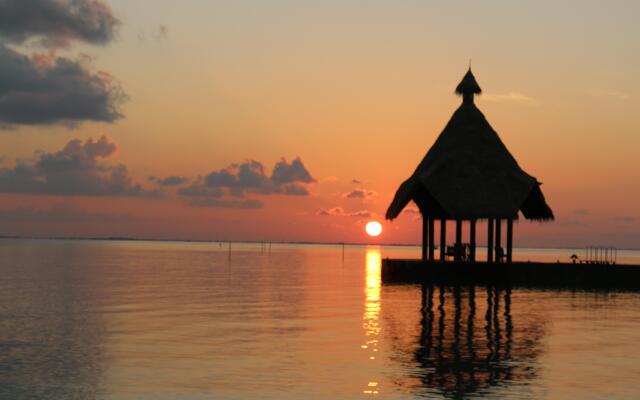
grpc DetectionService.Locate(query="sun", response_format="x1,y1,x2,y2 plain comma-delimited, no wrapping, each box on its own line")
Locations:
365,221,383,237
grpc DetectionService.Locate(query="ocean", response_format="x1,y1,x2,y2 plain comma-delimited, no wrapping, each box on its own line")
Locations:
1,239,640,399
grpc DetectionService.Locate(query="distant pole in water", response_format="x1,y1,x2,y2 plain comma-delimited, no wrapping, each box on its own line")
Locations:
228,241,231,260
268,242,271,255
342,243,345,261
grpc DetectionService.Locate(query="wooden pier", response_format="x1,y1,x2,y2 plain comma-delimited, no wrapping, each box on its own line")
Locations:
382,259,640,290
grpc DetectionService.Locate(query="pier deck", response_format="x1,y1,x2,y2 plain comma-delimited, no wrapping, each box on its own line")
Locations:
382,259,640,290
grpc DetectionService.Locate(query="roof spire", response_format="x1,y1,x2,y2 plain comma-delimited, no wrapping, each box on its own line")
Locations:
455,67,482,104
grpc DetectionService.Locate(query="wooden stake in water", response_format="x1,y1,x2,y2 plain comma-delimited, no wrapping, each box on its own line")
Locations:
228,241,231,260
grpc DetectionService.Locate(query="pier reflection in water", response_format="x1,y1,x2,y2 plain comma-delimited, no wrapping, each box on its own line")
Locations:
384,283,546,398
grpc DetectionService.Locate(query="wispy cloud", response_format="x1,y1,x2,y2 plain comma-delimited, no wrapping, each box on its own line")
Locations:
316,207,377,218
342,188,377,199
483,92,538,105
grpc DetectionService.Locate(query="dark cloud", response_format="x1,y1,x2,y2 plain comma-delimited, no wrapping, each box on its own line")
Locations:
177,178,263,208
0,205,139,223
0,0,119,48
0,0,125,127
0,136,156,196
316,207,374,218
205,160,270,195
0,45,126,126
271,157,314,184
150,175,188,187
178,158,314,208
343,188,377,199
351,179,362,184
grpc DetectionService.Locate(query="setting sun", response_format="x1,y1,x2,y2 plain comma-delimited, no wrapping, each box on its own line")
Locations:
365,221,383,237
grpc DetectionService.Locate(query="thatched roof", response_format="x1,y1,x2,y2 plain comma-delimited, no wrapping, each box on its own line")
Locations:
386,69,553,221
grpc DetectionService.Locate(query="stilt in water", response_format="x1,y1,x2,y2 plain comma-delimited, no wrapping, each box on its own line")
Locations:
506,219,513,264
487,219,494,263
470,219,476,262
455,219,462,261
440,219,446,261
428,218,435,261
495,219,502,263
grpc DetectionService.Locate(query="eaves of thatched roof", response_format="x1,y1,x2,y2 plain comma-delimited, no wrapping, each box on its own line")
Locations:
386,69,553,221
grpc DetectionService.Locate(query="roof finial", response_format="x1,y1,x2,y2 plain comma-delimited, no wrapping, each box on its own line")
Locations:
455,66,482,104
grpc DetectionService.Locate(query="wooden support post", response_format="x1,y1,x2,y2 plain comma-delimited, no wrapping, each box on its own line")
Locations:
455,219,462,261
440,219,446,261
495,218,502,263
428,218,435,261
422,216,428,261
470,219,476,262
507,219,513,264
487,218,494,263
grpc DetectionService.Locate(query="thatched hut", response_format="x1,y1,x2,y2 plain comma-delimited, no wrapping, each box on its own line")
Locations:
386,68,553,263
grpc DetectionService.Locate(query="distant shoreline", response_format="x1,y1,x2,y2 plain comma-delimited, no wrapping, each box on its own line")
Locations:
1,235,638,251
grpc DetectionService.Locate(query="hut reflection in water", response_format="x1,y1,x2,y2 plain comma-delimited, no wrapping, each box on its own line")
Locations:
393,285,545,398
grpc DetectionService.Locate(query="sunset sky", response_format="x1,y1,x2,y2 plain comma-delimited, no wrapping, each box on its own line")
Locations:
1,0,639,248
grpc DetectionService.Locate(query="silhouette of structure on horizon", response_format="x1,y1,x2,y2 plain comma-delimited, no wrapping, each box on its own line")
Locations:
386,68,554,263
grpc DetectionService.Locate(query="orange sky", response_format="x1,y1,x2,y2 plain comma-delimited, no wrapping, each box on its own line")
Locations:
1,1,639,248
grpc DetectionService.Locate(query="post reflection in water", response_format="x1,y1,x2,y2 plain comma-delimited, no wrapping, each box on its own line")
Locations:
409,284,544,398
362,248,382,395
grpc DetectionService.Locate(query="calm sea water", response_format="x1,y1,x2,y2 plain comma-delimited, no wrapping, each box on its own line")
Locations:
1,239,640,399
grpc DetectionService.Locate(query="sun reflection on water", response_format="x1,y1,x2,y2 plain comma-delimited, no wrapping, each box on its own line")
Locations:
362,248,381,395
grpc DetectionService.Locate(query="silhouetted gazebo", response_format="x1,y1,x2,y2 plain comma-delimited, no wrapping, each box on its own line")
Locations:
386,68,553,263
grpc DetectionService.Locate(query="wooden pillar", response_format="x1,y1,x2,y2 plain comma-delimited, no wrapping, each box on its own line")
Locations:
428,218,435,261
470,219,476,262
440,219,446,261
422,216,428,261
455,219,462,261
495,218,502,263
487,218,494,263
506,219,513,264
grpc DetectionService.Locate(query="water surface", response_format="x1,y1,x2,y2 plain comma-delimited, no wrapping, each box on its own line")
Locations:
1,240,640,399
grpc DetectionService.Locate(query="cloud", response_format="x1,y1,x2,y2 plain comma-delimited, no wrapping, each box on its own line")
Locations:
316,207,375,218
403,206,420,215
574,209,589,216
271,157,315,184
0,0,119,48
0,136,155,196
150,175,188,187
483,92,538,105
0,205,139,223
0,0,125,128
0,45,126,126
351,179,362,184
343,188,377,199
178,158,314,208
